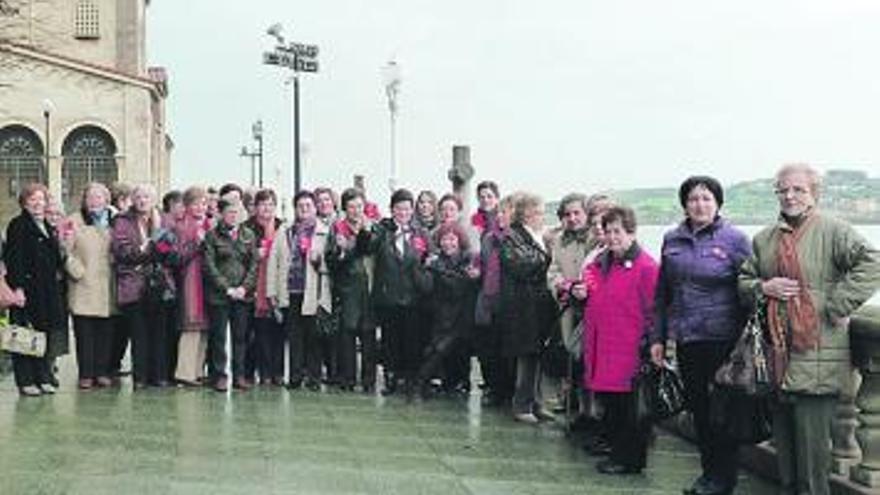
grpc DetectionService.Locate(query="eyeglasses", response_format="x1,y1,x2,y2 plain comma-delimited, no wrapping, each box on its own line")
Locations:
774,186,811,197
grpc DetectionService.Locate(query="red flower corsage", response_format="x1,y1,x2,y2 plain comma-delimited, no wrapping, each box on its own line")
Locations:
411,236,428,256
471,211,486,232
155,240,173,255
298,235,312,254
364,202,381,221
333,219,354,238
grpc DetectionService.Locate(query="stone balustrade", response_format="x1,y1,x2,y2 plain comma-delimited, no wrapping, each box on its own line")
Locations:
848,304,880,490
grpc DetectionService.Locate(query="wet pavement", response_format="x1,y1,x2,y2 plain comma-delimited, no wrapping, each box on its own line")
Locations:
0,357,778,494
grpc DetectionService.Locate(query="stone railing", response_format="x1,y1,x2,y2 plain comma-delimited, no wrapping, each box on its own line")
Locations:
839,304,880,491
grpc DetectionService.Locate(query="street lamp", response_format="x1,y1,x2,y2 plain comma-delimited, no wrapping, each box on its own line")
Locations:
239,119,263,187
252,119,264,187
262,23,319,194
41,98,55,184
382,60,401,193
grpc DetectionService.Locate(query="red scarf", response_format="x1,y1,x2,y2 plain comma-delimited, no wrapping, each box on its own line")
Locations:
767,214,820,383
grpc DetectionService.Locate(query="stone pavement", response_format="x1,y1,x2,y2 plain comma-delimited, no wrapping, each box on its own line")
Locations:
0,361,778,494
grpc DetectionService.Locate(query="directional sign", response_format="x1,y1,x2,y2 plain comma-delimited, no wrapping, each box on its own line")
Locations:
263,51,319,73
296,59,319,73
277,43,319,59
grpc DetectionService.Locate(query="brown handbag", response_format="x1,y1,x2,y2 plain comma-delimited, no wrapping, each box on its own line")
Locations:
714,310,776,397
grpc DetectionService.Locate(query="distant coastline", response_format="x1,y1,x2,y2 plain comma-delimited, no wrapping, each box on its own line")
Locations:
547,169,880,225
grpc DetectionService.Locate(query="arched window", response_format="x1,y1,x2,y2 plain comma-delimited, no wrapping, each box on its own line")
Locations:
74,0,100,40
62,125,117,211
0,125,46,196
0,125,45,223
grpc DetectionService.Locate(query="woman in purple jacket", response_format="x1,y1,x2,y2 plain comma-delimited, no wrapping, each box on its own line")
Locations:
650,176,751,495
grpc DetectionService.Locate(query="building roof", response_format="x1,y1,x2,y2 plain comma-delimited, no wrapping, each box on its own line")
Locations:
0,41,168,97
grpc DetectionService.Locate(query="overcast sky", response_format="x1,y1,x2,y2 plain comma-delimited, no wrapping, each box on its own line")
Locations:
146,0,880,199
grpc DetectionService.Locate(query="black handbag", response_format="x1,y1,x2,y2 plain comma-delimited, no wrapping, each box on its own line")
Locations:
632,360,686,424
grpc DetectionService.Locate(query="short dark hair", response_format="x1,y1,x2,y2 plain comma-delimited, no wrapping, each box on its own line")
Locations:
110,182,132,206
293,190,316,207
476,180,499,199
678,176,724,210
390,188,414,208
438,193,462,211
254,188,277,206
219,183,243,198
161,190,183,213
340,188,364,210
601,206,637,234
555,192,588,220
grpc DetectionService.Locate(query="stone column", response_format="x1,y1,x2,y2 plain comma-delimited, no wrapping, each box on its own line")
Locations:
447,145,474,215
831,368,862,475
851,306,880,488
47,154,61,202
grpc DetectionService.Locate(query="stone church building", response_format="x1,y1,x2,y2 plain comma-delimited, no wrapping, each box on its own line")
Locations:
0,0,170,222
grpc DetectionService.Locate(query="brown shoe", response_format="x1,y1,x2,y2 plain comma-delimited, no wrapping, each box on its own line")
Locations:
78,378,94,390
95,376,113,388
234,378,251,390
214,377,229,392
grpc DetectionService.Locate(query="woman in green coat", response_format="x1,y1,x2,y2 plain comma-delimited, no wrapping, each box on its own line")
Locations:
739,163,880,495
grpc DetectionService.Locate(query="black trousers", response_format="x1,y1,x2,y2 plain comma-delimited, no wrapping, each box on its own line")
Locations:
337,322,378,390
598,391,651,469
207,302,251,380
109,313,129,375
474,322,515,401
164,300,180,382
12,333,52,388
286,294,321,384
678,340,739,485
123,300,169,385
254,316,285,381
377,305,422,383
418,333,467,389
73,315,113,380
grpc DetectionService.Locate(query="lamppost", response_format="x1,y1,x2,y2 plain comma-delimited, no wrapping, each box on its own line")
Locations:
240,119,263,187
263,23,319,194
382,61,401,193
42,98,54,185
253,119,264,187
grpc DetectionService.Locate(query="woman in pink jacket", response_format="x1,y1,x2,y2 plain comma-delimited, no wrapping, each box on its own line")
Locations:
581,206,659,475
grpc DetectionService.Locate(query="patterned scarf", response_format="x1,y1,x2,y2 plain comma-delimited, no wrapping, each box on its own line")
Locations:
767,214,820,383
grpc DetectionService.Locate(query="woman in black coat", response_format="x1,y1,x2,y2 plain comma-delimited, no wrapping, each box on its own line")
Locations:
365,189,431,396
416,223,479,396
4,183,67,396
500,192,558,423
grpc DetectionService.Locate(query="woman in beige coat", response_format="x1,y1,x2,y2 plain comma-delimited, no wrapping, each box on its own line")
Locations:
266,191,333,390
64,183,116,390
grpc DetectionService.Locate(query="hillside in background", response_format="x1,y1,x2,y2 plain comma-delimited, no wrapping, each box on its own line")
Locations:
548,169,880,225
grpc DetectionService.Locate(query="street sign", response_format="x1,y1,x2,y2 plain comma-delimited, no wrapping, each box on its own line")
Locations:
297,59,319,73
277,43,319,58
263,51,319,73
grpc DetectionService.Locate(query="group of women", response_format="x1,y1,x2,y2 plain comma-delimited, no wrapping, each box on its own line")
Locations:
1,163,878,495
